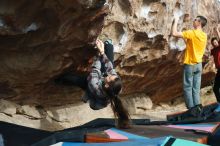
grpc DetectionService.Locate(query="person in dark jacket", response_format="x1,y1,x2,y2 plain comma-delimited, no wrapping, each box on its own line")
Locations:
210,24,220,103
55,39,130,128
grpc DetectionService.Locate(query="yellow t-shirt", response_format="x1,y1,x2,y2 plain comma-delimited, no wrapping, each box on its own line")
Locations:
182,29,207,65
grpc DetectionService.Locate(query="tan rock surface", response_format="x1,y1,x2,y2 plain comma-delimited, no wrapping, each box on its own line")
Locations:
0,86,216,131
0,0,219,107
0,0,108,106
0,0,220,130
102,0,220,103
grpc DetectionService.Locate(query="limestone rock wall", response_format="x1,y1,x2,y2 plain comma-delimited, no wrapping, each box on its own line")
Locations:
1,0,220,130
0,0,219,107
0,0,108,106
0,99,113,131
102,0,220,103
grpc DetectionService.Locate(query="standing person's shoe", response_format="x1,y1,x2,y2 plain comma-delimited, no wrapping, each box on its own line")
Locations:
214,103,220,113
189,104,203,117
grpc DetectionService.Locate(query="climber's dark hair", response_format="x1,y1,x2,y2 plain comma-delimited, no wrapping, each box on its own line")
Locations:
107,77,122,96
106,77,131,129
211,37,218,43
197,16,207,28
110,95,131,129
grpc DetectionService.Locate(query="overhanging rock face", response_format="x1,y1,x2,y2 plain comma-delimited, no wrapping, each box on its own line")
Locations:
102,0,219,103
0,0,108,106
0,0,219,106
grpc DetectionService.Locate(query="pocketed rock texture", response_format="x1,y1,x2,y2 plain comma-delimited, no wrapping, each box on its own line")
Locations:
0,0,219,115
102,0,220,103
0,0,109,106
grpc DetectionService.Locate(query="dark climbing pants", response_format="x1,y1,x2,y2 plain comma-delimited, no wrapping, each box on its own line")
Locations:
213,69,220,103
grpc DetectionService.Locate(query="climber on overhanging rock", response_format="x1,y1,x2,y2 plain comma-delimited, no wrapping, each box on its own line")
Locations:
171,15,207,115
55,39,130,129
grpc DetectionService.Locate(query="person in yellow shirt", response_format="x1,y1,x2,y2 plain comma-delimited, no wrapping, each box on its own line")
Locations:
171,15,207,113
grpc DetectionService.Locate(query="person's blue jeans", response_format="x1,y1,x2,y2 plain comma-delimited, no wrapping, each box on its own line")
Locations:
183,63,202,109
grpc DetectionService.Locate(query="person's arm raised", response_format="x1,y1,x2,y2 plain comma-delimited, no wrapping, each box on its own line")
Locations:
171,17,183,38
96,39,105,55
216,24,220,39
96,39,117,75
